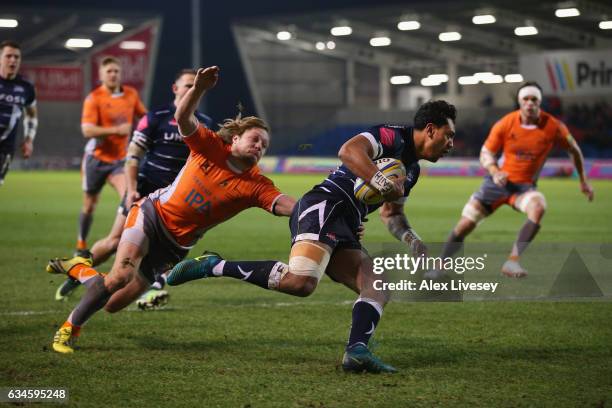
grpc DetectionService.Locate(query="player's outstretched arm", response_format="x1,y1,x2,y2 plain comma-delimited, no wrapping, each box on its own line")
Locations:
566,136,594,201
272,195,297,216
339,135,403,200
379,201,427,256
175,66,219,136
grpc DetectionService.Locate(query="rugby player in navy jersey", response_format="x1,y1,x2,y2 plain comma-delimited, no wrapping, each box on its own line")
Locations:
168,100,456,373
0,41,38,185
55,69,212,308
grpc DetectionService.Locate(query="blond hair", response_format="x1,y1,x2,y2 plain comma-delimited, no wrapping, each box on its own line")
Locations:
100,56,120,67
217,114,269,144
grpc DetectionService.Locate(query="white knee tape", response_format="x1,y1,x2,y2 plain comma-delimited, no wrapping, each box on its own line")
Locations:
288,251,330,282
516,191,546,213
461,201,486,223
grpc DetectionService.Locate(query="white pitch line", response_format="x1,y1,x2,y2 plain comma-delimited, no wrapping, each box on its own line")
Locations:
1,300,355,316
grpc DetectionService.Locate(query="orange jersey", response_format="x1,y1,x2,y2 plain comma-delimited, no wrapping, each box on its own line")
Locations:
81,85,147,163
484,110,572,184
150,124,283,247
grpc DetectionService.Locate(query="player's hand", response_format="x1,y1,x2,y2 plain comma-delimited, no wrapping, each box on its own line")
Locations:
492,170,508,187
409,239,428,258
382,176,406,202
21,139,33,158
115,123,132,136
194,66,219,92
357,224,365,240
125,190,141,208
580,180,594,202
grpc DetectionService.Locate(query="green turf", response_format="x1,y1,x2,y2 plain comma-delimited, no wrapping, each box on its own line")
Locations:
1,171,611,407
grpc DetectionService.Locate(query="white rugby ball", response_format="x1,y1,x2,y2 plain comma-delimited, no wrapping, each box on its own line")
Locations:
353,158,406,205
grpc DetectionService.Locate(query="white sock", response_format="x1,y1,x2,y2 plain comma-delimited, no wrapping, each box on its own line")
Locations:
212,260,226,276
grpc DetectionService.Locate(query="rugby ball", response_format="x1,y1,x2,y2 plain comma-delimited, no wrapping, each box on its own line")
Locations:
353,158,406,205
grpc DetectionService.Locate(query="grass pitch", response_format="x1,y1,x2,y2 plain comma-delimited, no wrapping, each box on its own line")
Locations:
1,171,611,407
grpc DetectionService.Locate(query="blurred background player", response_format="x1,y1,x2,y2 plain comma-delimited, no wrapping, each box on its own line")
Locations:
46,66,296,354
168,100,457,373
438,82,594,278
55,69,212,309
0,40,37,185
76,56,146,256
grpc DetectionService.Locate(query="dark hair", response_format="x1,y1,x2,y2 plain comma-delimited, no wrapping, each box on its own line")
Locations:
174,68,197,82
0,40,20,51
414,100,456,130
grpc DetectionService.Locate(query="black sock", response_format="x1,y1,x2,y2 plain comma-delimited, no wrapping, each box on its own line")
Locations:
69,274,111,326
347,298,382,349
78,212,94,246
441,231,465,259
218,260,285,290
514,220,541,255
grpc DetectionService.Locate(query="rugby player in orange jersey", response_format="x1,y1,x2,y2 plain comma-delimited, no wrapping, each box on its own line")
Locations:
437,82,594,278
76,56,147,255
46,66,296,353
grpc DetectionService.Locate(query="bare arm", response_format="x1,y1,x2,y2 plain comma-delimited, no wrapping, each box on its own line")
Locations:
480,146,507,186
566,135,594,201
175,66,219,136
81,122,131,139
338,135,403,200
21,104,38,158
380,201,426,256
124,141,147,207
272,195,297,216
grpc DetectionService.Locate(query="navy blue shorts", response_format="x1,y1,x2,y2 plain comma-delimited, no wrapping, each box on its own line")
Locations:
472,176,535,212
290,186,362,251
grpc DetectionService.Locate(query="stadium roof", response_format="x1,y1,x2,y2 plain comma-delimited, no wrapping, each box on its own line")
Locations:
0,7,159,64
233,0,612,79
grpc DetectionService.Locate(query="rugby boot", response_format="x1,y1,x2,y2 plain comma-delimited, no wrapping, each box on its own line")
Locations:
52,325,78,354
167,251,222,286
46,255,93,276
501,259,528,278
54,278,81,301
342,344,398,374
136,289,170,310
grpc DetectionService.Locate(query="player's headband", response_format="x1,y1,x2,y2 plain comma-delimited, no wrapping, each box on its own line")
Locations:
518,86,542,102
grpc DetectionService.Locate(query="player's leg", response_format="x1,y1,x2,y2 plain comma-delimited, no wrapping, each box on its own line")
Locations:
56,206,128,301
440,178,498,261
50,204,149,353
440,197,487,257
325,248,396,373
168,190,338,295
90,210,127,266
76,192,98,253
77,155,108,254
502,190,546,277
0,152,13,186
48,240,144,353
106,165,126,197
104,269,150,313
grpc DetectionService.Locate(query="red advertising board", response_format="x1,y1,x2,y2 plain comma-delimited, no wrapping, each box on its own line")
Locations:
20,65,83,101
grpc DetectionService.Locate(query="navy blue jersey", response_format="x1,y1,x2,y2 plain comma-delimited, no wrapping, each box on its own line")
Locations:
0,74,36,152
131,103,212,193
319,124,420,219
